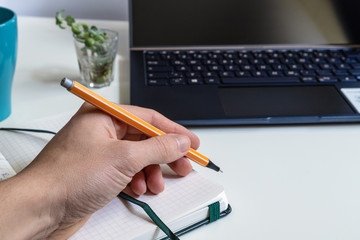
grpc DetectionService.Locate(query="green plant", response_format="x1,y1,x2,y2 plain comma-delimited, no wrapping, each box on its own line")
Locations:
56,9,108,53
55,9,118,87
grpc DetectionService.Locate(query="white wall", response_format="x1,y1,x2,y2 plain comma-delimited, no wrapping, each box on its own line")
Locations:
1,0,128,20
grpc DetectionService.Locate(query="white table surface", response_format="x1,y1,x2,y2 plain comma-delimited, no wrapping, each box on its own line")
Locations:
2,16,360,240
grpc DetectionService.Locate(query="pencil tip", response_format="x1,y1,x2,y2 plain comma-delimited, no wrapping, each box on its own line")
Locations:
206,160,222,173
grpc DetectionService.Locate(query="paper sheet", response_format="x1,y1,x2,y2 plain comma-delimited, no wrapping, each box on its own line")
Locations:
70,168,225,240
0,151,16,181
341,88,360,113
0,111,74,173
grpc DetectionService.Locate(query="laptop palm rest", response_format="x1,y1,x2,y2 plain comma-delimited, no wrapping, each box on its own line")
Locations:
218,86,355,118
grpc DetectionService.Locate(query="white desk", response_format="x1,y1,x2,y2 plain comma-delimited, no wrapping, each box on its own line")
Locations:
2,17,360,240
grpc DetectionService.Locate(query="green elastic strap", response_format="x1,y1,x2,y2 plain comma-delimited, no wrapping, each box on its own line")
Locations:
208,201,220,223
118,192,180,240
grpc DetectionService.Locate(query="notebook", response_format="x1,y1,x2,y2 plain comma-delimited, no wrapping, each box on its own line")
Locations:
129,0,360,126
0,112,230,239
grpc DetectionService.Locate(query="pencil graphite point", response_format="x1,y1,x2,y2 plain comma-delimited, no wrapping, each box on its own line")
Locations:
206,160,222,172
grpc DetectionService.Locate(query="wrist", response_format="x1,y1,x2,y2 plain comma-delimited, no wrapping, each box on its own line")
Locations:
0,170,66,239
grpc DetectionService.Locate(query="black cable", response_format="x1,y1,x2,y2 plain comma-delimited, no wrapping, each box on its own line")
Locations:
0,127,57,135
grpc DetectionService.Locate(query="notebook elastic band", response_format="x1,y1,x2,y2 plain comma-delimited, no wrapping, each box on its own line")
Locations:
118,192,179,240
208,201,220,223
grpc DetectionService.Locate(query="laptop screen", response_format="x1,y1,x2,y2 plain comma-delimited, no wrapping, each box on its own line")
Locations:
130,0,360,48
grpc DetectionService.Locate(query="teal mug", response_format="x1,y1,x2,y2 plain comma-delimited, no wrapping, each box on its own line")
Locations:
0,7,17,121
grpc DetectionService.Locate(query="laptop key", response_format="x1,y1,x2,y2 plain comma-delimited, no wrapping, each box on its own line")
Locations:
268,71,284,77
351,64,360,69
170,78,186,85
202,72,218,77
221,77,300,84
236,71,251,77
301,76,317,83
148,73,169,79
303,64,319,70
187,78,204,85
147,60,167,66
186,72,201,78
251,71,267,77
336,63,351,69
220,71,235,78
176,66,190,72
332,70,349,76
317,76,338,83
349,70,360,75
272,64,288,71
209,65,224,71
327,58,342,64
145,52,160,60
288,64,303,70
300,70,316,76
285,71,300,76
320,63,333,70
172,60,186,66
147,66,173,72
148,79,169,86
204,77,220,84
344,58,357,64
225,65,240,71
202,59,218,65
188,60,201,65
339,76,357,82
192,65,207,72
219,59,234,65
316,70,333,76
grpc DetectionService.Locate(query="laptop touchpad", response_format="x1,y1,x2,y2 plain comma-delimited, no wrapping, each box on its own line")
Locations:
218,86,355,118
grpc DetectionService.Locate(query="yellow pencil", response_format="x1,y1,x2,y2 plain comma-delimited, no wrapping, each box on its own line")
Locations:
61,78,221,172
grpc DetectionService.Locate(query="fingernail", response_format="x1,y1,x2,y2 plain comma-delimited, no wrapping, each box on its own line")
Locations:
175,135,190,153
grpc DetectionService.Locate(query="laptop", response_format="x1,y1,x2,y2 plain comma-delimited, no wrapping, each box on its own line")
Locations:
129,0,360,126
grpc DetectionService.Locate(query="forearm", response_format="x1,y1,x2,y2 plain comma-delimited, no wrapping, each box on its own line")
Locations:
0,171,63,239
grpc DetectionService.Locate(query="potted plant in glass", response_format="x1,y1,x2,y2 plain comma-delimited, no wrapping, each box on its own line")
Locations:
56,9,118,88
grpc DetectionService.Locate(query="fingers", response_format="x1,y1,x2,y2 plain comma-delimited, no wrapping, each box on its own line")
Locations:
117,133,191,193
117,105,200,150
130,162,190,195
130,171,146,195
144,165,164,194
122,134,191,171
130,165,164,195
126,134,192,195
167,157,193,177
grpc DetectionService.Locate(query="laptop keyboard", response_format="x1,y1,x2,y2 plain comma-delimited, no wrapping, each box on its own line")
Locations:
144,48,360,86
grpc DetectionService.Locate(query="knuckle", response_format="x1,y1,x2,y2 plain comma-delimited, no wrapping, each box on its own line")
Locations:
152,136,173,161
117,143,144,174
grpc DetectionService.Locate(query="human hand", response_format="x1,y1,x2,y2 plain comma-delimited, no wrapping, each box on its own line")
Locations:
4,103,199,239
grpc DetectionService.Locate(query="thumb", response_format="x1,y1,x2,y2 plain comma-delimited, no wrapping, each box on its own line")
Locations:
126,134,191,170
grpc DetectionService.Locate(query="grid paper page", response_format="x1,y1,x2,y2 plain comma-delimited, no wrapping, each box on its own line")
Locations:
0,111,74,173
0,151,16,181
70,167,225,240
